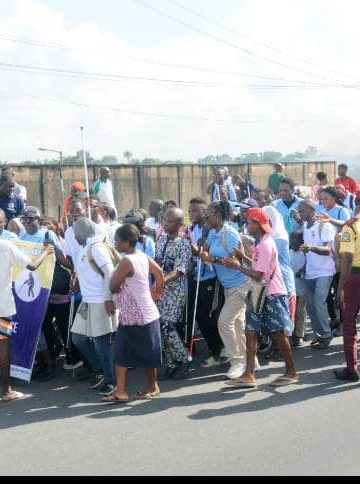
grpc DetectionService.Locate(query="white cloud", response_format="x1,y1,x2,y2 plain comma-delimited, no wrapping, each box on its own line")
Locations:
0,0,360,162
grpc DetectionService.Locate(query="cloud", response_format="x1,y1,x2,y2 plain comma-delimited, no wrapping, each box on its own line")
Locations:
0,0,359,162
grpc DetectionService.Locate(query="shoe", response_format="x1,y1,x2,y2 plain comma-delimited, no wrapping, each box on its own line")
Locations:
63,361,84,371
159,366,177,381
334,368,360,382
98,383,116,396
332,327,343,338
226,361,245,379
201,356,221,368
37,369,56,382
314,337,332,350
89,371,105,389
291,336,304,348
172,362,191,380
310,338,321,348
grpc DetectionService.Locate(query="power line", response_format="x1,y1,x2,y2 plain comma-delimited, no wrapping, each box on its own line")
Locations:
167,0,359,82
1,61,360,89
0,89,341,124
133,0,348,84
0,34,337,85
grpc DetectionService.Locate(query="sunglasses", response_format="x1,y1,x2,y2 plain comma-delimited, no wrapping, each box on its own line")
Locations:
21,217,39,224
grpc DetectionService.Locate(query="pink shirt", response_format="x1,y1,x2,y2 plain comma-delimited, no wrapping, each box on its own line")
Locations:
252,233,287,296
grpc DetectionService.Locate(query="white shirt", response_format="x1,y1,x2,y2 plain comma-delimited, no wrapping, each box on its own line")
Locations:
0,240,30,317
96,180,116,209
303,221,336,279
64,222,110,271
76,238,113,303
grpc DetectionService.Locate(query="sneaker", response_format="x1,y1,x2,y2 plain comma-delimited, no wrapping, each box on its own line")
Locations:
226,361,245,379
291,336,304,348
314,337,332,350
310,338,321,348
63,361,84,371
89,371,105,389
201,356,221,368
98,383,116,396
334,368,360,382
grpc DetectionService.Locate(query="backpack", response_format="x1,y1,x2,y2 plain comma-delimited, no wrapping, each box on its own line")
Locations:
87,239,122,277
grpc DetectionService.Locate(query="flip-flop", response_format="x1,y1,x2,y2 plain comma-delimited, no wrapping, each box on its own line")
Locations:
0,391,24,403
269,376,299,387
102,394,130,404
133,391,161,401
224,379,257,389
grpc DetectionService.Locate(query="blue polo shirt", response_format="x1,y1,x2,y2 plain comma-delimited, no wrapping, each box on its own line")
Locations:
191,225,216,282
136,237,155,259
207,223,248,289
271,197,303,234
316,204,350,223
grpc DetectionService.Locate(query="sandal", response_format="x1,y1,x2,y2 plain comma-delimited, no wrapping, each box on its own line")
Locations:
134,391,161,401
224,378,257,389
0,391,24,403
102,394,130,404
269,376,299,387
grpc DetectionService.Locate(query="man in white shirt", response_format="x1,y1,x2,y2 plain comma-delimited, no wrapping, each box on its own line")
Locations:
299,199,336,349
92,167,116,212
70,218,118,398
0,241,53,402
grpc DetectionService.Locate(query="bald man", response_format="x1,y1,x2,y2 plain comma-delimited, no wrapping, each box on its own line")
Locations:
155,208,192,380
93,167,116,213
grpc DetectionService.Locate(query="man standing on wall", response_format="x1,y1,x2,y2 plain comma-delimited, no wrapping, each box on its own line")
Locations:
268,163,285,195
93,167,117,213
335,164,358,194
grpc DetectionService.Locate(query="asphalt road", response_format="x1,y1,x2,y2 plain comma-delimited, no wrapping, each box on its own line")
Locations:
1,335,359,476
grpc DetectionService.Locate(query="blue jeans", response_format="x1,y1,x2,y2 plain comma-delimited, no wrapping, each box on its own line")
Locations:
72,333,114,385
305,277,333,339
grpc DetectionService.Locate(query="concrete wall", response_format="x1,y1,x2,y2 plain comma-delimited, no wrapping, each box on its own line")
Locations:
8,162,336,218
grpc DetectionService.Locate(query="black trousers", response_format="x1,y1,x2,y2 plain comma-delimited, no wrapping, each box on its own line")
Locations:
187,277,224,358
326,273,342,322
42,301,82,364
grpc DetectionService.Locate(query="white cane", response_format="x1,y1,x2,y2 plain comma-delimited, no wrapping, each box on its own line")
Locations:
188,256,202,363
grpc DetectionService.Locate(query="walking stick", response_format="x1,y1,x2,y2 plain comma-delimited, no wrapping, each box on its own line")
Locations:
188,256,202,363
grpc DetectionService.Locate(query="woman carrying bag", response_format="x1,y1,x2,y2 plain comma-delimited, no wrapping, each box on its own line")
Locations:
222,208,298,389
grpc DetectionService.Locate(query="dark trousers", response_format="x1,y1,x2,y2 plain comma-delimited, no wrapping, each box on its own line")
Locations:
342,273,360,373
187,277,224,358
327,273,342,321
42,301,82,364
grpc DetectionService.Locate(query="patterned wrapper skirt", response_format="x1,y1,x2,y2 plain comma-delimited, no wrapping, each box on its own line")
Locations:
246,295,293,336
113,319,162,369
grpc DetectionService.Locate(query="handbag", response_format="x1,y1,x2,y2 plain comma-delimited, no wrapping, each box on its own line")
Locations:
248,269,276,316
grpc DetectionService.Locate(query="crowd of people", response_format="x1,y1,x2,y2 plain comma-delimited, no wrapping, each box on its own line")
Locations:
0,161,360,403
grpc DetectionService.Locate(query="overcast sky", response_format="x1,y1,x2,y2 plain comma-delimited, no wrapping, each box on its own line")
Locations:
1,0,360,162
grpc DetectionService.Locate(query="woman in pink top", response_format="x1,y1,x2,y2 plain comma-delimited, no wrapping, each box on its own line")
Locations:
103,224,164,403
222,208,298,389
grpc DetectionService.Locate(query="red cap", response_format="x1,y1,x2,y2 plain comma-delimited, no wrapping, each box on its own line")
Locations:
71,182,85,192
246,208,272,233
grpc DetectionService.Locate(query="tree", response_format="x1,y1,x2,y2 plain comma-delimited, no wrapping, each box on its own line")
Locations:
282,151,305,162
123,151,133,163
263,151,283,163
100,155,118,165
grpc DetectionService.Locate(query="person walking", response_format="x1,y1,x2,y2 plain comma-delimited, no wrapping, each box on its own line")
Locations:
155,208,192,380
201,200,253,380
70,218,118,397
103,224,164,403
335,191,360,382
298,200,336,349
0,240,54,402
223,208,298,389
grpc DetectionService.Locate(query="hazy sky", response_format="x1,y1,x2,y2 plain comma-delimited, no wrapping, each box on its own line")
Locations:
1,0,360,162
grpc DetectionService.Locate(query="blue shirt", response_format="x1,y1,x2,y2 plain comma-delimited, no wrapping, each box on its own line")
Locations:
207,223,248,289
211,183,237,203
271,197,303,235
275,239,295,296
20,228,61,248
190,225,216,282
0,229,18,241
0,195,24,223
136,237,155,259
316,204,351,223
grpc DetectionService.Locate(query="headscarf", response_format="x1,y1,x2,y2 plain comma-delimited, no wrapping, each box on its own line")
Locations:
263,205,289,242
71,182,85,192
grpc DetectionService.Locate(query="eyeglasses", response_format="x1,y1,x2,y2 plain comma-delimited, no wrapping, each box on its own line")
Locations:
20,217,39,224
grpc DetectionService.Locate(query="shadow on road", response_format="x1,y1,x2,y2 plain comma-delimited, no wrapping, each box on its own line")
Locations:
0,338,358,429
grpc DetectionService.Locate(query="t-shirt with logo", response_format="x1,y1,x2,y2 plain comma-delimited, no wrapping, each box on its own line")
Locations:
0,195,24,223
303,221,336,279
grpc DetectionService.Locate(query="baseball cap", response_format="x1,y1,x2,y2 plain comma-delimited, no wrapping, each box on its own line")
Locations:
246,208,272,233
239,198,258,209
23,206,41,218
